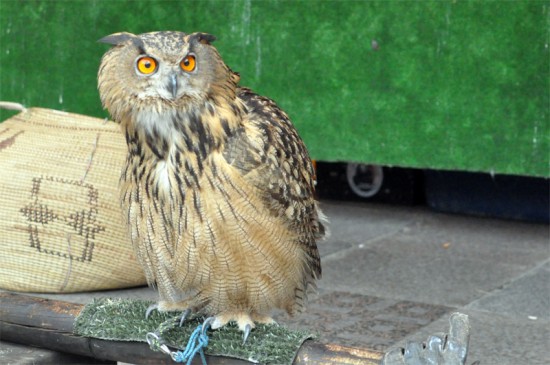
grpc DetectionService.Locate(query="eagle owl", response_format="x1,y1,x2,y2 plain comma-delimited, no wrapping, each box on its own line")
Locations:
97,31,327,338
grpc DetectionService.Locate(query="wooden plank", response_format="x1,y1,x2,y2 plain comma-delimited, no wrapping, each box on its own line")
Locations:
0,292,383,364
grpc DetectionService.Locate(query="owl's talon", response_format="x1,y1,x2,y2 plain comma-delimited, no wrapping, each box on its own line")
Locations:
243,323,252,344
178,309,191,327
145,303,159,319
201,316,215,335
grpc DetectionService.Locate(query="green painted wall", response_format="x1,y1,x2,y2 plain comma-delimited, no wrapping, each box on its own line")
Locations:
1,1,548,176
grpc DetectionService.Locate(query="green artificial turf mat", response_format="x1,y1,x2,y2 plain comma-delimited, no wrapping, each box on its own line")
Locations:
74,298,313,364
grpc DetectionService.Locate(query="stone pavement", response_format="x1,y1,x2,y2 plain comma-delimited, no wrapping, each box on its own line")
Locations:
3,200,549,364
279,201,549,364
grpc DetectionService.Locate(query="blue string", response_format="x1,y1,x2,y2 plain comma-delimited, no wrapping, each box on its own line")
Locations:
172,324,209,365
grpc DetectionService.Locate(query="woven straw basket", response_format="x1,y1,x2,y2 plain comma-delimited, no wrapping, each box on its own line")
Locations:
0,107,146,293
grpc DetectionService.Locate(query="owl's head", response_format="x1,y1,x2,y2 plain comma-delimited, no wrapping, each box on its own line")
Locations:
98,31,239,121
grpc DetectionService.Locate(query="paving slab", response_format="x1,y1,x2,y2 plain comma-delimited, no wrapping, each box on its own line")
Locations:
393,212,550,266
320,235,535,307
274,289,452,351
318,201,418,257
320,202,549,308
467,260,550,319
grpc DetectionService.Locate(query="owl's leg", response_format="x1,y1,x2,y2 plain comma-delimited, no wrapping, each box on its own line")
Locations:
145,300,193,326
157,299,194,312
251,313,276,325
209,311,254,330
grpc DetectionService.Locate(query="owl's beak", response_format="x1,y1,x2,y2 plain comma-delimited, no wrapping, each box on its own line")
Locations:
168,74,178,99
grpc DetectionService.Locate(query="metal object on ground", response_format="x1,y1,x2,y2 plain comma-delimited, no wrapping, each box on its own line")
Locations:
383,313,474,365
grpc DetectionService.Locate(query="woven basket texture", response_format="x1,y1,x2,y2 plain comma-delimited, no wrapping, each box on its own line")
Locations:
0,108,146,292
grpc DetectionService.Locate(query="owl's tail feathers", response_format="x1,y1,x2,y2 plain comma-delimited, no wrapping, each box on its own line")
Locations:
316,205,330,240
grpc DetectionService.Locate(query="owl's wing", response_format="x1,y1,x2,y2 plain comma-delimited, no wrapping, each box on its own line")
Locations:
223,88,325,279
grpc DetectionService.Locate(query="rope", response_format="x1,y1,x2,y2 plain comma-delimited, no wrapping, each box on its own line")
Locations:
146,315,210,365
171,324,209,365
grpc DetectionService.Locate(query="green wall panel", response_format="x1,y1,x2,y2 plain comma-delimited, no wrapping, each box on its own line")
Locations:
1,1,548,176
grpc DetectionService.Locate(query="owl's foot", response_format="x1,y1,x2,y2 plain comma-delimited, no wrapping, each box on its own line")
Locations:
251,313,276,325
145,302,192,326
202,314,252,344
209,311,254,331
205,312,275,344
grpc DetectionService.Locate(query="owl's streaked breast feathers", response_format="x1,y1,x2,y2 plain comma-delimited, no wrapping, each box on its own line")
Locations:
98,31,327,332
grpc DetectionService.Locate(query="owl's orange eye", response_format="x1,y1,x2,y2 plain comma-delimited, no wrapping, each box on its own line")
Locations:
136,56,157,75
180,55,196,72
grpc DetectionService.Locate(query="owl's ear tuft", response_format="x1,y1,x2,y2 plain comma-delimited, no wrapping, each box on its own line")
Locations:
190,32,217,45
98,32,138,46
